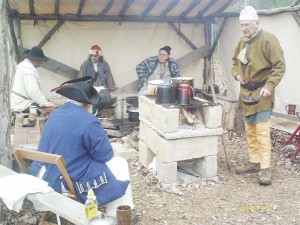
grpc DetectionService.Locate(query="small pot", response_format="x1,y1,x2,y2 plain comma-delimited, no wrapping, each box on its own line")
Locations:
147,80,164,96
155,82,176,105
126,107,139,122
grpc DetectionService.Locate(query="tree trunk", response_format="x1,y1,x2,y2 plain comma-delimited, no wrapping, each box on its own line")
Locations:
0,1,12,168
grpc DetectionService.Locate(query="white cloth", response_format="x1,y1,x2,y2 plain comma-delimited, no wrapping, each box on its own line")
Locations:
11,59,54,112
0,174,52,212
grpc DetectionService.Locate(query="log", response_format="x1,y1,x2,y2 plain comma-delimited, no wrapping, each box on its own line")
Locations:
104,129,123,138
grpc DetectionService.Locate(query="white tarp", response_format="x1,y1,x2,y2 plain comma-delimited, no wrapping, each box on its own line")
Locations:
19,20,205,98
219,13,300,115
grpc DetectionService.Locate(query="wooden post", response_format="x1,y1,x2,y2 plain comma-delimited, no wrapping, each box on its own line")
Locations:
0,1,12,168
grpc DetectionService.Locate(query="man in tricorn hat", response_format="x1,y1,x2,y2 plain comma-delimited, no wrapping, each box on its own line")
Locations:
30,77,135,219
232,6,285,185
11,46,55,117
136,45,181,94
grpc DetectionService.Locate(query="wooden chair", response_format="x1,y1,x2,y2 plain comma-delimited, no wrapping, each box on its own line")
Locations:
13,147,77,200
13,147,77,225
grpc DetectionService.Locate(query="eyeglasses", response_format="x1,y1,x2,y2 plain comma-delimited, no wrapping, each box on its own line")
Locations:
240,22,255,28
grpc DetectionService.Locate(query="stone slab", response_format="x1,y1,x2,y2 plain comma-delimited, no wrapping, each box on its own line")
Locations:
156,157,177,184
139,121,218,163
138,140,155,166
111,142,137,160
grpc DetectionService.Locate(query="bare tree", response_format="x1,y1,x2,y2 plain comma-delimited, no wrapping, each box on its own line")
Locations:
0,1,12,168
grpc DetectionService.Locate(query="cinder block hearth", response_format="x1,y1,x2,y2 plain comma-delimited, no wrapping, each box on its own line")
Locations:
138,96,223,184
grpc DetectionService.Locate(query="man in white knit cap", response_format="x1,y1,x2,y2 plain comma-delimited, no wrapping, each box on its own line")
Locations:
232,6,285,185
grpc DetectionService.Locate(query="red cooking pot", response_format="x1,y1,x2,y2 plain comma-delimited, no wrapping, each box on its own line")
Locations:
177,84,193,105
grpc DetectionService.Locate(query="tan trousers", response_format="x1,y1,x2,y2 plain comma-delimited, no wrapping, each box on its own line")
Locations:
245,119,271,169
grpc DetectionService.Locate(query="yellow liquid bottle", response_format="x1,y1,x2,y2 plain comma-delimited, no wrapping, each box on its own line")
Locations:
85,189,98,221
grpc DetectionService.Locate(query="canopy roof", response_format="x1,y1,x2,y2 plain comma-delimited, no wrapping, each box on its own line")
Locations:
7,0,237,23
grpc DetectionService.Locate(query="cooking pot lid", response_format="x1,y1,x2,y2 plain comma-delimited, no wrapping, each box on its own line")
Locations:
172,77,193,80
158,82,174,87
127,107,139,112
148,80,164,85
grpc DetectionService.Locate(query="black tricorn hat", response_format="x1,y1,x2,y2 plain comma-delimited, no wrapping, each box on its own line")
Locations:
51,77,99,105
27,46,49,62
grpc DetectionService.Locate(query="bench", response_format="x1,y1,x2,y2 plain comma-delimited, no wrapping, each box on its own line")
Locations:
0,165,116,225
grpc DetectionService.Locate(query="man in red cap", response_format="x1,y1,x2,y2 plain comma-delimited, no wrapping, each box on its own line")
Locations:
78,44,117,115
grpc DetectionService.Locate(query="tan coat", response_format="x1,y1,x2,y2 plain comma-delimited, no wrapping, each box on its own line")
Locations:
232,30,285,116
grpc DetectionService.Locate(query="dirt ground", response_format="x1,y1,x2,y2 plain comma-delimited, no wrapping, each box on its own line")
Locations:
130,129,300,225
2,129,300,225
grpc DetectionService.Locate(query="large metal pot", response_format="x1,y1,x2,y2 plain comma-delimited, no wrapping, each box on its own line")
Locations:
147,80,164,95
155,82,176,105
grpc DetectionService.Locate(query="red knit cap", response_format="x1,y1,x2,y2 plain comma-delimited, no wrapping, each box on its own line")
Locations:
89,45,103,56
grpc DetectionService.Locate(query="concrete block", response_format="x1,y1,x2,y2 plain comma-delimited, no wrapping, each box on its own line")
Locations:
193,155,217,178
150,103,179,133
138,96,154,121
201,105,222,128
156,157,177,184
138,140,155,166
139,121,218,163
111,142,137,160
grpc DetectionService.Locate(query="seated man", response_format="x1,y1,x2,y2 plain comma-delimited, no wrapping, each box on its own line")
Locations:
30,77,134,217
78,44,117,115
11,46,55,117
136,45,181,95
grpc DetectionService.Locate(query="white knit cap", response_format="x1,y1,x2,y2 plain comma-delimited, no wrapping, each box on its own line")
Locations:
239,6,258,21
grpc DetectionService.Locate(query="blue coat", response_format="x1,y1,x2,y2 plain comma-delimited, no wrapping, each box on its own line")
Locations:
30,102,129,204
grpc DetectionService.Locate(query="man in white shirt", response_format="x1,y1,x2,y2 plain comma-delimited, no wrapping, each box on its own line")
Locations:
11,46,55,117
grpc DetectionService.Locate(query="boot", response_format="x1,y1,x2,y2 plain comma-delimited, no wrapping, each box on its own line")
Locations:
235,162,260,174
258,168,272,185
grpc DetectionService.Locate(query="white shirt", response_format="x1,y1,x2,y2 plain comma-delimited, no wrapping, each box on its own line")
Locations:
11,59,54,112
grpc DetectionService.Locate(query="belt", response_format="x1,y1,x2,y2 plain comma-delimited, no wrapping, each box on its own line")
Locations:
12,91,29,100
241,80,266,91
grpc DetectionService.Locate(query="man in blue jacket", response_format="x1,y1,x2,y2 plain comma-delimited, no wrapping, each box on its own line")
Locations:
30,77,134,217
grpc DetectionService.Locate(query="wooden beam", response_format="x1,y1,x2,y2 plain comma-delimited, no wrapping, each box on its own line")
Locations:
208,18,227,59
217,5,300,18
141,0,158,17
119,0,134,17
168,22,197,50
212,0,234,15
7,17,20,63
176,44,211,68
29,0,35,16
19,46,79,79
99,0,114,17
54,0,59,15
197,0,217,17
15,14,205,23
180,0,203,17
292,12,300,28
160,0,181,17
38,20,65,48
77,0,86,16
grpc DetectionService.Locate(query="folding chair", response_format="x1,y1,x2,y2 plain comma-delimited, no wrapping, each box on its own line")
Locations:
13,147,77,225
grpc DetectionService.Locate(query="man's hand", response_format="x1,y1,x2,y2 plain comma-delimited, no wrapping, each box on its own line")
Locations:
235,75,245,84
260,88,271,97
